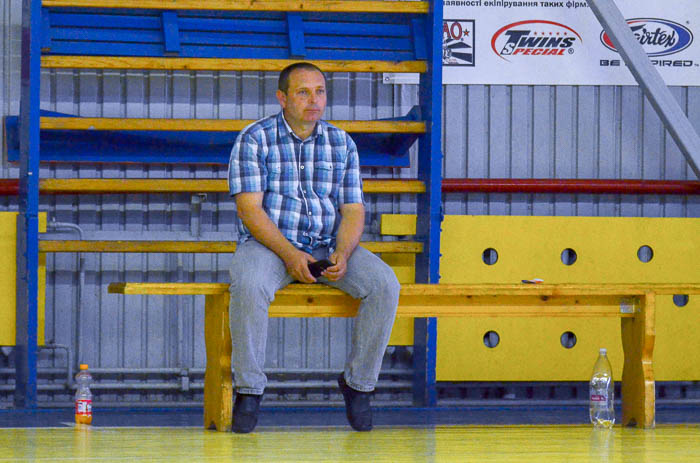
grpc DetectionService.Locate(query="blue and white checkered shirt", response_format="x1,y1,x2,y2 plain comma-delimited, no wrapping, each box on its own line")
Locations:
228,112,364,253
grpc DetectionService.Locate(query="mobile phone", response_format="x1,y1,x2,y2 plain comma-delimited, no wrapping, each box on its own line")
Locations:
308,259,333,278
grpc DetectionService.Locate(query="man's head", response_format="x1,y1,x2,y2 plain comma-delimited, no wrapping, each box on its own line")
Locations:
276,62,327,137
278,62,326,94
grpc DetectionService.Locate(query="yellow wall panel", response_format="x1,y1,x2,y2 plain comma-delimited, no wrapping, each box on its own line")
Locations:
0,213,47,346
380,214,417,236
382,253,416,287
438,215,699,381
654,296,700,381
383,253,415,346
388,318,414,346
440,216,698,285
379,215,419,346
438,318,624,381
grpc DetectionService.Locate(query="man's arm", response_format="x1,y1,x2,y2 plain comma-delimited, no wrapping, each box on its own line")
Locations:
323,202,365,282
235,192,316,283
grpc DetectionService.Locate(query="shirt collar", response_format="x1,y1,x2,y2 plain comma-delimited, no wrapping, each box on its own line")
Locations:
278,111,324,142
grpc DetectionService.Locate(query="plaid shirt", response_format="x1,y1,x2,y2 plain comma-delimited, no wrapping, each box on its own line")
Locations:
228,112,364,252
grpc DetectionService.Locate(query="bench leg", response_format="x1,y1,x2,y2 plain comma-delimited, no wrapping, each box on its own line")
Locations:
203,293,233,432
621,292,656,428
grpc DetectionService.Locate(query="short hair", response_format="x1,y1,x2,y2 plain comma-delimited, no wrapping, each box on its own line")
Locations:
278,62,326,93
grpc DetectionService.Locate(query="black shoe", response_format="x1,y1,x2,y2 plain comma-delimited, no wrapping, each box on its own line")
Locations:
338,373,373,431
232,393,262,433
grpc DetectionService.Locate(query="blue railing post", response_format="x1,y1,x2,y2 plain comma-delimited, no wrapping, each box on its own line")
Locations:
413,0,443,407
15,0,42,408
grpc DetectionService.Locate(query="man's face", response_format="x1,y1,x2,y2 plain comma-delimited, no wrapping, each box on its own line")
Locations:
276,68,327,130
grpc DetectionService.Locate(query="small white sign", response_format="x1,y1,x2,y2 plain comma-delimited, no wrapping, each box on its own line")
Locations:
382,73,419,85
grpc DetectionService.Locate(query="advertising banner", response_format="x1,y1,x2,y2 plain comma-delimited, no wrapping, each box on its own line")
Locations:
442,0,700,85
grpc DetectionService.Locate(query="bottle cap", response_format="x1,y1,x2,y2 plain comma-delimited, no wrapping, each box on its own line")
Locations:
599,348,607,355
80,364,89,370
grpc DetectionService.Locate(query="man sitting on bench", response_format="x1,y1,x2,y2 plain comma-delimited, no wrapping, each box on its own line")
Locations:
227,62,401,433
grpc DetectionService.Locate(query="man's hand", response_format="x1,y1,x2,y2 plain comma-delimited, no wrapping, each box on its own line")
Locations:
321,203,364,281
236,192,318,283
322,251,348,281
282,249,317,283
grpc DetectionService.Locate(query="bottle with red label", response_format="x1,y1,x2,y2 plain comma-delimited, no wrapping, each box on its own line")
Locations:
75,364,93,425
589,348,615,428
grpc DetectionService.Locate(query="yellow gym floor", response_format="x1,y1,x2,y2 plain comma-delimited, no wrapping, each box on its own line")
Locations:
1,424,699,462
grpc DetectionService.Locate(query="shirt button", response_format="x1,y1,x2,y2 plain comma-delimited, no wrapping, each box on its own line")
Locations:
308,211,312,215
300,165,305,170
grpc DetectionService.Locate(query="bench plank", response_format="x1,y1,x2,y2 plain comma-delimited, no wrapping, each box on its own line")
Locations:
41,117,426,134
37,178,426,194
106,282,682,320
42,0,430,13
40,240,422,254
108,282,700,296
41,56,428,73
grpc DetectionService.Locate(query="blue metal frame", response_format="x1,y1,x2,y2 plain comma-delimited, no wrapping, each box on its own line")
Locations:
17,1,444,409
16,0,42,408
287,13,306,58
161,12,181,55
4,108,421,167
413,0,443,407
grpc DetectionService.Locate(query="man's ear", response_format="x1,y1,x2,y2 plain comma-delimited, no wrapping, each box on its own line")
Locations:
276,89,287,109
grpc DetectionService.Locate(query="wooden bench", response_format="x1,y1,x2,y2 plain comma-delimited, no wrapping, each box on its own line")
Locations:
107,282,700,431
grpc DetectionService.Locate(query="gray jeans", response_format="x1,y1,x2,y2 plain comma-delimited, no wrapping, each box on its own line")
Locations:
228,240,400,394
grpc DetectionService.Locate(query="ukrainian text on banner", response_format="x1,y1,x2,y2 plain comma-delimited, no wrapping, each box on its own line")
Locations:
442,0,700,85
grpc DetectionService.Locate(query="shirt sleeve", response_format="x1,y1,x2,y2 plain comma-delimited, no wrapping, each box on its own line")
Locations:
337,134,364,206
228,130,266,196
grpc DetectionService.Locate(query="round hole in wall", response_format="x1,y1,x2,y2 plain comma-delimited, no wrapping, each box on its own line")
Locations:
560,331,577,349
637,245,654,263
561,248,577,266
482,248,499,265
483,331,500,348
673,295,689,308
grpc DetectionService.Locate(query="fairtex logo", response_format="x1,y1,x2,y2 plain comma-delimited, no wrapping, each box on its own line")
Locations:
491,20,581,61
601,18,694,57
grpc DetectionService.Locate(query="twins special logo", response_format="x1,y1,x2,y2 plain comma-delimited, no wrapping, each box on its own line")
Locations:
443,19,475,66
601,18,693,57
491,20,581,61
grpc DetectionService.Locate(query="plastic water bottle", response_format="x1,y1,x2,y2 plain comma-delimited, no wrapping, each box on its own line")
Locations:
589,348,615,428
75,364,93,425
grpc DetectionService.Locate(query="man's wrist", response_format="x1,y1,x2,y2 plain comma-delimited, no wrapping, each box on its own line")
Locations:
278,244,301,263
334,247,352,261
